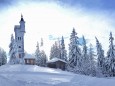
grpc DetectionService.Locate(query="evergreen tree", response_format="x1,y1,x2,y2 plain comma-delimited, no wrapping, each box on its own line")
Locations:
60,36,67,61
40,38,43,47
35,42,47,66
95,37,105,76
50,41,61,60
9,34,14,64
0,48,7,66
50,44,55,60
35,42,41,66
81,36,90,75
82,36,87,59
68,28,81,72
106,32,115,76
9,34,19,64
40,50,47,67
88,44,96,76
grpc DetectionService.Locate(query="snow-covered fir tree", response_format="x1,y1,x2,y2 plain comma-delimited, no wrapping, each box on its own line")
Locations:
50,41,61,60
35,42,41,66
82,36,87,59
9,34,20,64
106,32,115,76
60,36,67,61
88,43,96,76
81,36,90,75
95,37,105,76
40,38,43,47
68,28,81,72
0,48,7,66
9,34,14,64
40,50,47,67
35,42,47,66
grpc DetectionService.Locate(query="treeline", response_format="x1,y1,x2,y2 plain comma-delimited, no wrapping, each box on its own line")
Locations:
49,28,115,77
8,27,115,77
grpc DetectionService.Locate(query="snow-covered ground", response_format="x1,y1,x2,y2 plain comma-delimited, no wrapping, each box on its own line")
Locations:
0,65,114,86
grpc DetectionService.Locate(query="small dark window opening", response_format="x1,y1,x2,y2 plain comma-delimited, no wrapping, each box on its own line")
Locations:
18,37,20,40
18,37,21,40
19,46,21,48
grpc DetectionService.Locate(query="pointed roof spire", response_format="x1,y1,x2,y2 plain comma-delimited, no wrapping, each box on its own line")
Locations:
20,14,24,22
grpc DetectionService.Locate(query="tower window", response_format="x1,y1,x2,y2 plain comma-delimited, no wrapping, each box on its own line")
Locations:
18,37,21,40
18,37,20,40
19,46,21,48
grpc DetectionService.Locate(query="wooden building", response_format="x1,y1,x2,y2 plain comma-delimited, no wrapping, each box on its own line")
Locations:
24,54,36,65
47,58,67,70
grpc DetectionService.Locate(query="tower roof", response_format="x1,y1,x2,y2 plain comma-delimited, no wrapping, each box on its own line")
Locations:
20,14,25,22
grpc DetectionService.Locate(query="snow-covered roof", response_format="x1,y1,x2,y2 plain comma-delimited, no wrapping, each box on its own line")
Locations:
24,54,35,59
47,58,67,63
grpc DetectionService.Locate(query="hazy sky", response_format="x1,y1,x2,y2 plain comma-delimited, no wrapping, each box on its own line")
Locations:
0,0,115,57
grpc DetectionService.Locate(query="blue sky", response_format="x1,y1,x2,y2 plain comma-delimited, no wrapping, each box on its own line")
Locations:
61,0,115,10
0,0,115,57
1,0,115,11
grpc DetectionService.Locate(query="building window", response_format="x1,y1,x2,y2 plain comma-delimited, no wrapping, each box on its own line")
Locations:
18,37,20,40
19,46,21,48
18,37,21,40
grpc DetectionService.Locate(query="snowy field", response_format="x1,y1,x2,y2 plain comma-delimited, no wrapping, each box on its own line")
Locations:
0,65,114,86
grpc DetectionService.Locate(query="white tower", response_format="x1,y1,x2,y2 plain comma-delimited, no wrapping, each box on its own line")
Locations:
14,15,25,60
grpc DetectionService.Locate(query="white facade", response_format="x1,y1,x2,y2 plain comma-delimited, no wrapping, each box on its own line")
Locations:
14,15,25,59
